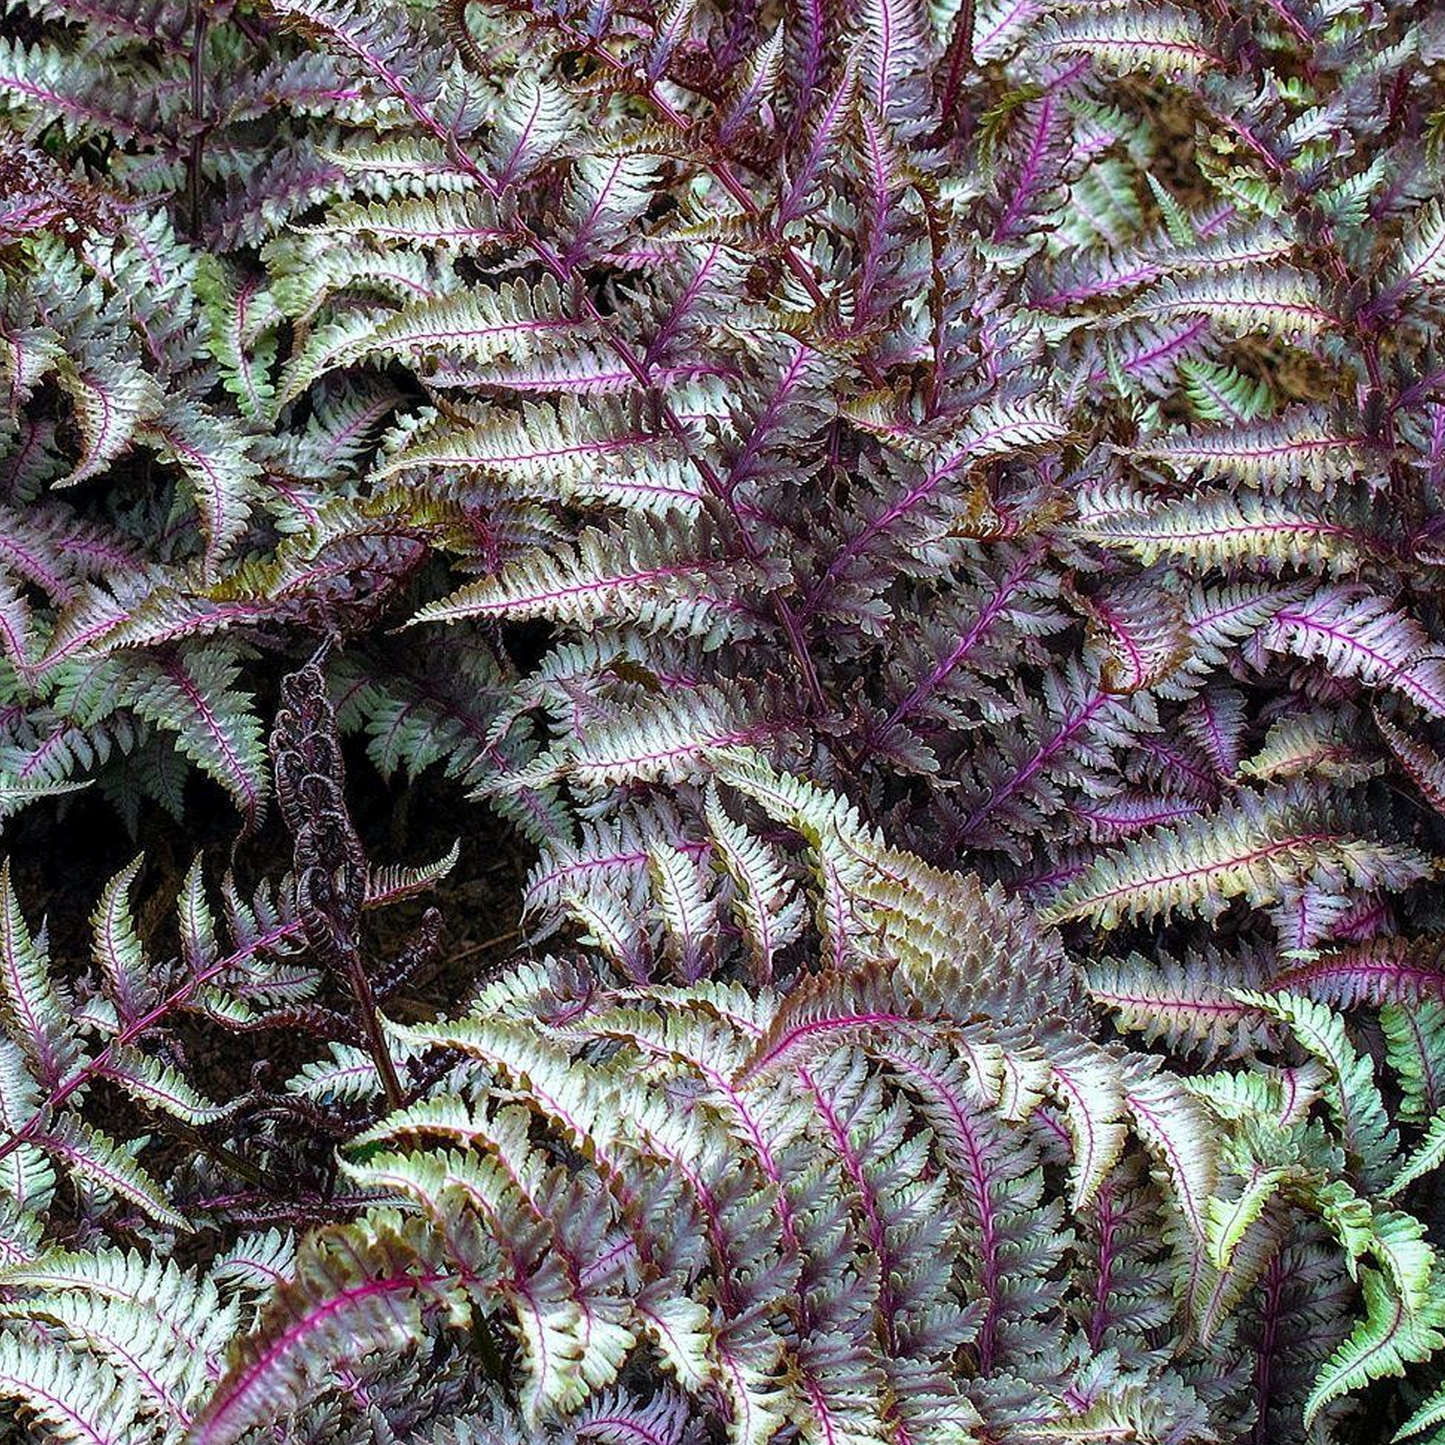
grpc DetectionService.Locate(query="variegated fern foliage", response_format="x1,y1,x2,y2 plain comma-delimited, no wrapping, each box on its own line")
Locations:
2,0,1445,1439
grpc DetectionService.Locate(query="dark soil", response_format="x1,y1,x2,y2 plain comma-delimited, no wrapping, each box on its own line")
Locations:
7,738,531,1197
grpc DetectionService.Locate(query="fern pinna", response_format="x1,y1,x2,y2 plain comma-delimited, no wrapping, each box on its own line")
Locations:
2,0,1445,1439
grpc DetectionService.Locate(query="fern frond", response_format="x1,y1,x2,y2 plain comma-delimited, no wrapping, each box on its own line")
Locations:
1264,589,1445,720
189,1211,469,1445
0,35,173,143
1375,708,1445,820
1122,412,1368,490
1121,1064,1218,1245
1238,990,1399,1192
126,647,268,827
484,74,577,188
1238,708,1374,785
298,192,509,254
410,513,754,643
1042,784,1434,930
0,1331,144,1445
522,684,796,792
1076,579,1189,694
374,398,696,512
0,1248,238,1425
1178,357,1273,424
94,1046,227,1128
1271,938,1445,1010
703,784,804,984
140,402,263,577
194,257,281,424
0,859,78,1091
1303,1268,1445,1428
278,277,582,408
35,1116,186,1230
1389,1114,1445,1201
1076,490,1365,572
1129,270,1338,342
1087,946,1272,1060
89,856,154,1025
1383,1000,1445,1127
54,359,162,489
1390,198,1445,293
1032,4,1220,77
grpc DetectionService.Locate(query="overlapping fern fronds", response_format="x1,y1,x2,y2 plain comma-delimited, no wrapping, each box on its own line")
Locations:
1,0,1445,1440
